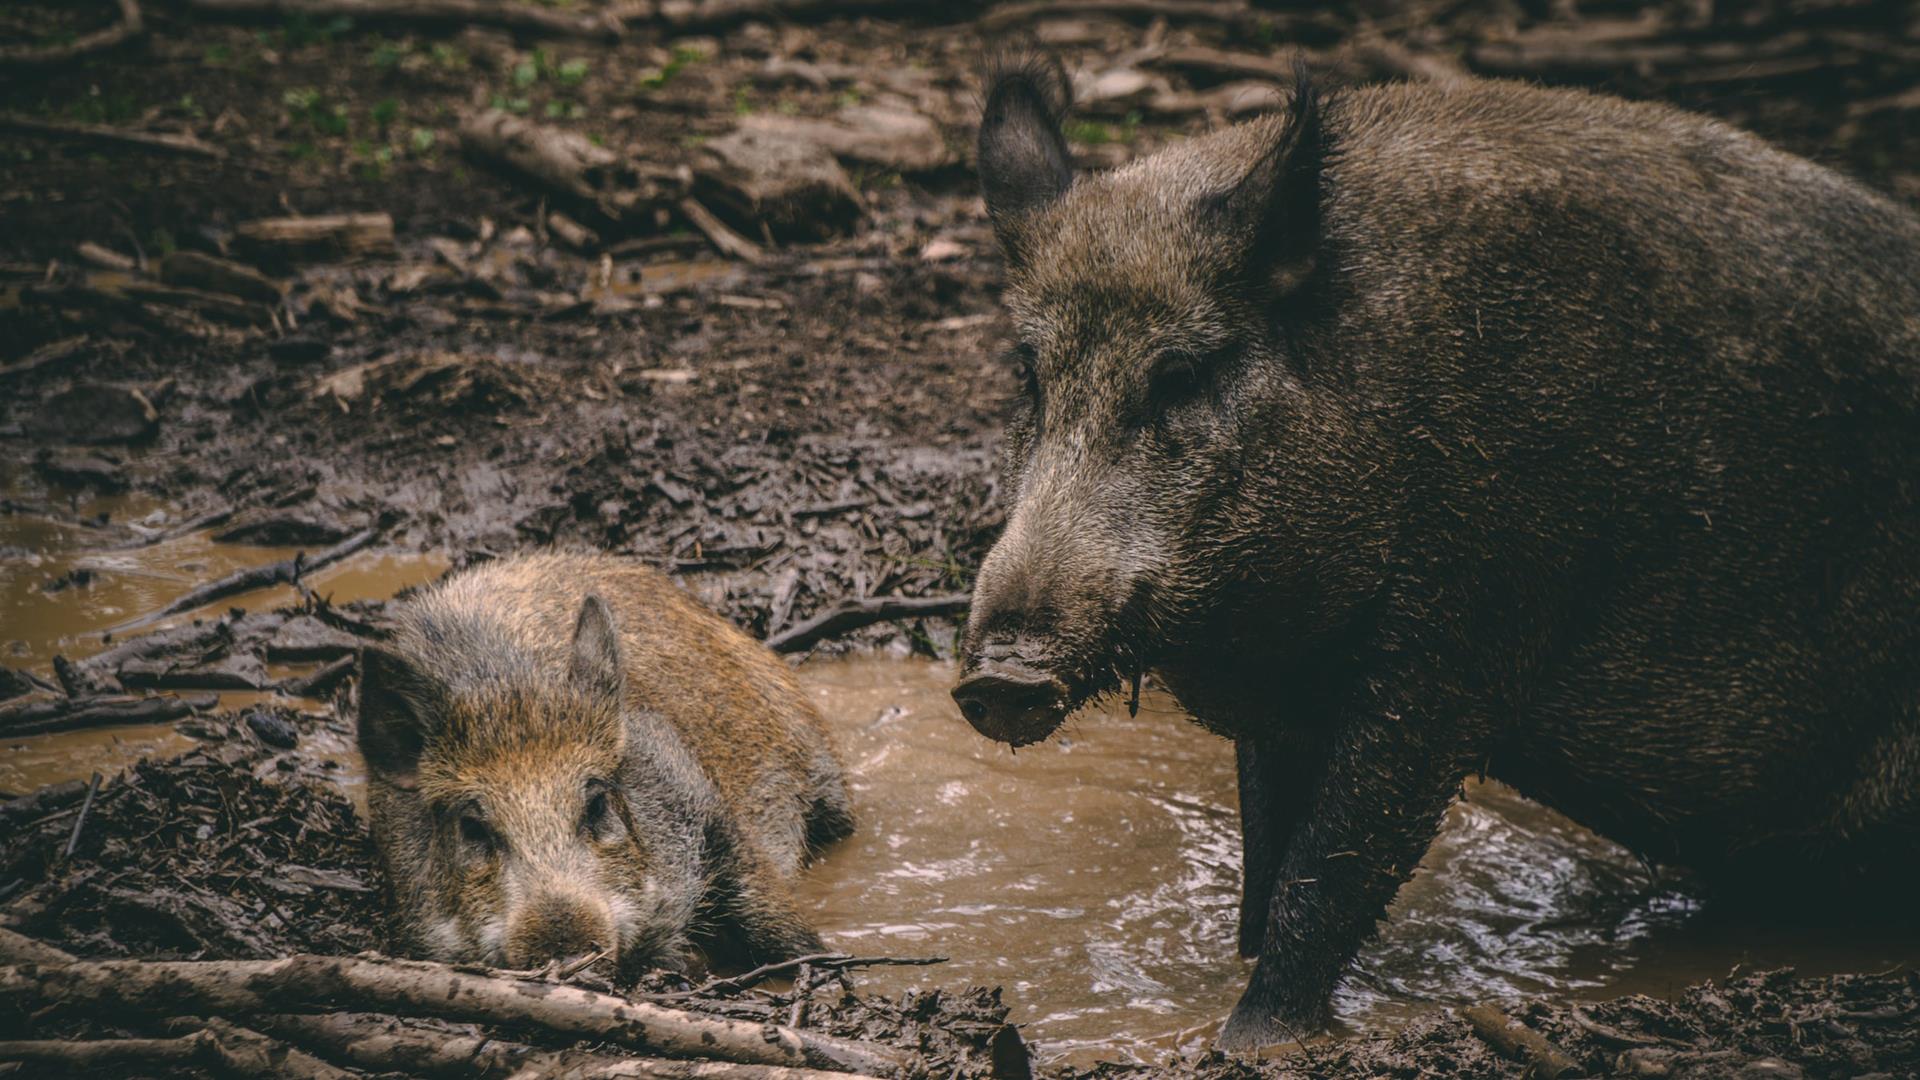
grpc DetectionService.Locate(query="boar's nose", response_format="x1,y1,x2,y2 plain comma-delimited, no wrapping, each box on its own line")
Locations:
506,894,613,968
952,659,1069,747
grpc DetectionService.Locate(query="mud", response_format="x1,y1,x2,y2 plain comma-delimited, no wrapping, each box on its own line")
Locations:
5,0,1920,1075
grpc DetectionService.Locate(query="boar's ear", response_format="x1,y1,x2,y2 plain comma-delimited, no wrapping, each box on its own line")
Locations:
978,49,1073,259
1207,62,1323,296
569,595,625,705
358,646,443,788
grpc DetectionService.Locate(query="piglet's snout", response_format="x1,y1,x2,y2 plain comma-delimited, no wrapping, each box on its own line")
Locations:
505,892,615,967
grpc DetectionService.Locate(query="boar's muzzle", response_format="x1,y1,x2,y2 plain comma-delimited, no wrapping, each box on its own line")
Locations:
951,654,1069,747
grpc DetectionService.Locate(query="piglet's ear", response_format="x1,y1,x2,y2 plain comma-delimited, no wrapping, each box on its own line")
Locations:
569,595,625,705
1207,62,1323,296
358,646,442,789
978,49,1073,259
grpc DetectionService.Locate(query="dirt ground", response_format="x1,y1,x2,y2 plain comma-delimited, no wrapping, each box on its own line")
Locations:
4,0,1920,1076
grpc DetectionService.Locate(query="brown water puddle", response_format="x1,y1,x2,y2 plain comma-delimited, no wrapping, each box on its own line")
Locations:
1,479,448,792
797,659,1920,1063
5,489,1917,1064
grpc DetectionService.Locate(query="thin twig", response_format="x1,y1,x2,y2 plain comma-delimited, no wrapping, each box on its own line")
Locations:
0,0,144,66
60,772,103,862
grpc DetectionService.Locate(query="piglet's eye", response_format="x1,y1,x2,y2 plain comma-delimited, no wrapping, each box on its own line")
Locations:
582,788,612,835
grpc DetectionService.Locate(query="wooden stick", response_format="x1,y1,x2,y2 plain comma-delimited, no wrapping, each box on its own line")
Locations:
234,213,396,263
183,0,621,39
0,954,913,1076
649,953,947,1001
0,928,76,966
1461,1003,1582,1079
258,1012,892,1080
0,0,144,66
0,113,223,160
0,692,214,737
767,594,969,653
677,198,766,263
169,1018,358,1080
60,771,103,860
103,527,378,636
978,0,1268,32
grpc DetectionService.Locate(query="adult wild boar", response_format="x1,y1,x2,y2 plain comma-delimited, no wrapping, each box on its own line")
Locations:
359,552,852,975
951,57,1920,1049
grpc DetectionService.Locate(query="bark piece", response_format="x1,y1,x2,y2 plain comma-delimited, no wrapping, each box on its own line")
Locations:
158,250,286,305
739,105,951,174
459,109,681,223
234,213,396,265
695,129,860,242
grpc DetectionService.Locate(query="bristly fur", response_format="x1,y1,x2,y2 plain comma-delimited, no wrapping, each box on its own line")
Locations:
358,551,854,978
958,47,1920,1052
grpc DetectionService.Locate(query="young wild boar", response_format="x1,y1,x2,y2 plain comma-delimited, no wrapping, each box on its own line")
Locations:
358,552,852,975
951,56,1920,1049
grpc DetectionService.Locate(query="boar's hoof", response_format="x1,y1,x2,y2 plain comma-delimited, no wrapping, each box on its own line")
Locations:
1216,992,1326,1055
952,660,1068,746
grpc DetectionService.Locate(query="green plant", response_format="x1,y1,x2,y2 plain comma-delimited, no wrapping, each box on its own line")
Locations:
636,44,705,91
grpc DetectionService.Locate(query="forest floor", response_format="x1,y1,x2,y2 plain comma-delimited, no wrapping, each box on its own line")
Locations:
4,0,1920,1076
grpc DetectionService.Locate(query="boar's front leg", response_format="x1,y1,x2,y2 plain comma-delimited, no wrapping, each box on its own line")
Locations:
705,821,825,963
1234,737,1320,958
1219,710,1468,1050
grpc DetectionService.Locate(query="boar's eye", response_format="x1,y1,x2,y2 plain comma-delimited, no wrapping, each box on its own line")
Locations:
1147,348,1225,411
458,810,496,853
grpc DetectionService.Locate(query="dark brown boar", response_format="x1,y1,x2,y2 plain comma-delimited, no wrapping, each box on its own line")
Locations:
952,55,1920,1050
358,551,852,975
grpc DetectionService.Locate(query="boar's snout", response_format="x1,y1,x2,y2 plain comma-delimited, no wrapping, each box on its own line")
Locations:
505,891,616,968
952,653,1069,746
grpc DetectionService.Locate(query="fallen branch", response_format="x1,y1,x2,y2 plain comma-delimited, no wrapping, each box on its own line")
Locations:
234,213,396,264
0,928,76,966
0,334,90,381
459,110,686,226
0,0,144,67
103,526,379,636
1,954,915,1076
1462,1003,1581,1080
679,197,766,263
0,692,215,737
978,0,1279,34
0,781,89,829
183,0,621,39
279,655,355,699
258,1011,891,1080
767,594,969,653
651,953,948,1001
0,113,223,159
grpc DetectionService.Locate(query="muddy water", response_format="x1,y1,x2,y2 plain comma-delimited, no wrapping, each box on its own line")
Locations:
0,480,448,792
6,492,1918,1064
798,659,1920,1064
